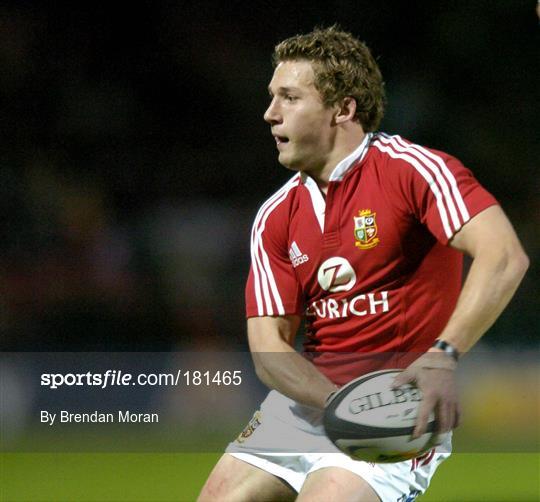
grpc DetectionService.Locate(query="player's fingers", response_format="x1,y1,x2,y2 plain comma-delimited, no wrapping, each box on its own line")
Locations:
391,370,414,388
442,395,462,432
436,401,451,433
413,397,435,438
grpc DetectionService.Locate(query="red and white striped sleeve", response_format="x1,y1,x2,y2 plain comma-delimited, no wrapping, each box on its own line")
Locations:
373,134,498,244
245,176,304,318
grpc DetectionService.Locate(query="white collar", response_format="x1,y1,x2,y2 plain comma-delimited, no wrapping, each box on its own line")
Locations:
301,132,372,184
329,132,372,181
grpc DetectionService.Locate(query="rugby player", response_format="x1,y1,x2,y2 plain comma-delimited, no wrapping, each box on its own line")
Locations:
199,26,528,501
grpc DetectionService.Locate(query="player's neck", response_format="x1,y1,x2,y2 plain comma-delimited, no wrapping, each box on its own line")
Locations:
308,129,366,194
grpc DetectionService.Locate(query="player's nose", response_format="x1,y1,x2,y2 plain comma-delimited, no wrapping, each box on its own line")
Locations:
264,99,281,125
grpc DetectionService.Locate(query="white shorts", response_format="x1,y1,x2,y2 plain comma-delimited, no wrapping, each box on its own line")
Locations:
226,390,451,502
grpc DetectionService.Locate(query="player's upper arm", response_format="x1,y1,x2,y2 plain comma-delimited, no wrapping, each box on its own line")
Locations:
245,177,304,318
449,205,528,264
410,154,499,245
376,136,498,245
247,315,301,352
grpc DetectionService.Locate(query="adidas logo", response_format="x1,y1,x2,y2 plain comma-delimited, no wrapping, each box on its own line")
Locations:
289,241,309,268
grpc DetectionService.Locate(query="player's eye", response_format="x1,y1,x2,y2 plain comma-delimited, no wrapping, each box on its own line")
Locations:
285,95,298,102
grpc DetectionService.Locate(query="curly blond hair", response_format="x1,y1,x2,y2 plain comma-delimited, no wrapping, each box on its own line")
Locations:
273,25,385,132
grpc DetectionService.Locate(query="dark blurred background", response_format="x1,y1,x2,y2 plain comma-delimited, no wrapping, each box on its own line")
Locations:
1,0,538,351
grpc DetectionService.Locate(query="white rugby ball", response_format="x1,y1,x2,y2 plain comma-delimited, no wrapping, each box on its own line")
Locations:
324,369,447,463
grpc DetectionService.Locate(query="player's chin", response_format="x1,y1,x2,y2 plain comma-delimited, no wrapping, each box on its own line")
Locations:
278,156,298,171
278,153,303,172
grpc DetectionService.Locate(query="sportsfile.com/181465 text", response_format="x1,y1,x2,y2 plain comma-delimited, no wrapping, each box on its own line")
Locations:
40,370,243,389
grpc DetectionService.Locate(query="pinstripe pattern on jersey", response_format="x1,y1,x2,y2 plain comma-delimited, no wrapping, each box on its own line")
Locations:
251,175,300,315
373,134,470,239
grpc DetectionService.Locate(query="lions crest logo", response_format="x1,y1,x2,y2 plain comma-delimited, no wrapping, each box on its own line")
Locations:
236,410,262,443
354,209,380,249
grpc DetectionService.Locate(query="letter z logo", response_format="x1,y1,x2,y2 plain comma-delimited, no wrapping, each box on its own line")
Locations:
317,257,356,292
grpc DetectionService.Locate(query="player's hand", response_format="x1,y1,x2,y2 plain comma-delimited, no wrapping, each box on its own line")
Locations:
391,352,460,439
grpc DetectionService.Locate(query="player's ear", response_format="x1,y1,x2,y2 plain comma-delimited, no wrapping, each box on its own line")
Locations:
335,97,357,124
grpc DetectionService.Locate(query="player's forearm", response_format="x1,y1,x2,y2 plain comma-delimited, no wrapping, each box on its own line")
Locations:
435,244,528,354
247,316,337,409
251,344,337,409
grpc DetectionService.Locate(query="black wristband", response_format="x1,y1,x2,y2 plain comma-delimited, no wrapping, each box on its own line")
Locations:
432,340,460,361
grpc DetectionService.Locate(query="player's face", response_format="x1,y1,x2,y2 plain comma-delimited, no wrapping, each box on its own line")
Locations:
264,60,338,173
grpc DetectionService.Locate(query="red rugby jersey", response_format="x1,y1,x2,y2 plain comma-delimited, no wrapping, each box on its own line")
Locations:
245,133,498,383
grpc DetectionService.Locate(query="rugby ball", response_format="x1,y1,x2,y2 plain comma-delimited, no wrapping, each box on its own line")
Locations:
324,369,447,463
